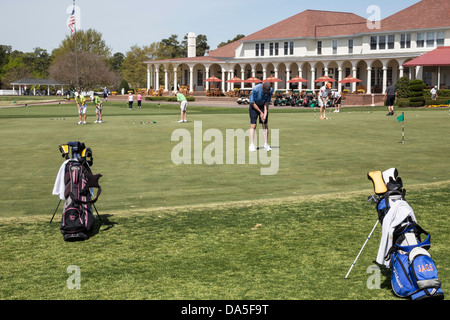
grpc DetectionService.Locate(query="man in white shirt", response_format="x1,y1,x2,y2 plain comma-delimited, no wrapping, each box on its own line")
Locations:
430,86,438,100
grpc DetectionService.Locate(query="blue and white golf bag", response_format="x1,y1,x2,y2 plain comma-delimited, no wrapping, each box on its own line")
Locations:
368,168,444,300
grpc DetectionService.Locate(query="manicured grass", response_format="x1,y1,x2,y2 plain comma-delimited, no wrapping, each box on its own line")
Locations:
0,100,448,300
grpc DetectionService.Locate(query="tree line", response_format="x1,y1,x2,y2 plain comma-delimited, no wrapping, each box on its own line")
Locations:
0,29,239,93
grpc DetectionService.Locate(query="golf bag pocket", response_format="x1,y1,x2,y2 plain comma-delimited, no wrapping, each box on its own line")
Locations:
409,247,444,300
390,248,444,300
391,252,416,298
61,203,90,241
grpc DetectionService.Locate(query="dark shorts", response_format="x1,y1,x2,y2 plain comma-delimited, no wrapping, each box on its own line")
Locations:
249,104,269,125
386,95,395,106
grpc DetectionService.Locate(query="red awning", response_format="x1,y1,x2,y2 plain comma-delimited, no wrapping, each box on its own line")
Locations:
403,47,450,67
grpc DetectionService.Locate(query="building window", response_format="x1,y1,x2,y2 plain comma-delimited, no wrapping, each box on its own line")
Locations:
260,43,265,56
197,70,203,87
348,39,353,54
400,33,411,48
370,36,377,50
275,42,279,55
388,35,395,49
417,33,425,48
289,41,294,55
269,43,274,56
255,43,259,57
332,40,338,54
379,35,386,49
317,41,322,55
427,32,435,47
284,42,288,55
437,31,445,46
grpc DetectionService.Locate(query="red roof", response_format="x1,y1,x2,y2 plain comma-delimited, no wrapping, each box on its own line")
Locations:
376,0,450,32
403,47,450,66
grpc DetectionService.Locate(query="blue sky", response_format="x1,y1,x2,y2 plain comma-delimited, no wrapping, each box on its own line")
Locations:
0,0,420,54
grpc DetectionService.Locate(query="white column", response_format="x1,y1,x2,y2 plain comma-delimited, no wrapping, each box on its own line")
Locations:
437,66,441,89
173,67,178,92
399,66,404,79
241,69,245,89
286,68,290,90
205,67,210,91
338,67,343,92
147,65,151,90
382,66,388,94
221,67,226,92
310,68,316,91
352,67,358,93
155,67,160,90
367,67,372,94
189,66,194,94
164,67,168,92
274,68,279,91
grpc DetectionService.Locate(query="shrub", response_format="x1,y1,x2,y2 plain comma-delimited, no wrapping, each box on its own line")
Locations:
395,76,410,99
408,79,426,107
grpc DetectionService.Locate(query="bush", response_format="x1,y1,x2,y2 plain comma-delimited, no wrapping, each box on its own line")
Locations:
395,76,410,99
396,98,410,108
408,79,426,107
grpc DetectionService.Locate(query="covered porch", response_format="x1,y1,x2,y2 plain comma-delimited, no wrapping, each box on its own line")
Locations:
10,78,67,96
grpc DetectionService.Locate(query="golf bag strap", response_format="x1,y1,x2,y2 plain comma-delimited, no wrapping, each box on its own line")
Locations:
69,185,102,205
386,222,431,259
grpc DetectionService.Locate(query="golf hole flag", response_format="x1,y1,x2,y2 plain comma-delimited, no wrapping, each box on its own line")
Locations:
397,113,404,122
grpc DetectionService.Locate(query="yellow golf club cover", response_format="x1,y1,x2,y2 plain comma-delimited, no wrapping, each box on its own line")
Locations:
367,171,388,195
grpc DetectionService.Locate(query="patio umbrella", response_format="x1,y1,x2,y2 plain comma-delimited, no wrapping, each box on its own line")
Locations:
226,76,243,83
204,76,222,82
244,77,263,84
263,76,282,83
314,75,336,83
288,76,308,83
338,75,362,83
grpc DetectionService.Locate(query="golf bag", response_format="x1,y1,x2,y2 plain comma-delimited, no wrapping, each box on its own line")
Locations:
368,169,444,300
53,141,102,241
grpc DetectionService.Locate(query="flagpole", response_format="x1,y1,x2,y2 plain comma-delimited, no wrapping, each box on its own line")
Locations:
402,112,405,144
73,0,79,91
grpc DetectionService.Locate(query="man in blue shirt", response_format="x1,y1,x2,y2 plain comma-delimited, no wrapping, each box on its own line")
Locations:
249,82,273,152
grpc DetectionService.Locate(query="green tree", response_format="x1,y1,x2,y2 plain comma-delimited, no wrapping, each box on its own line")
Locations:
1,56,32,88
157,35,183,59
52,29,112,61
109,52,125,74
181,34,210,57
122,45,154,89
217,34,245,48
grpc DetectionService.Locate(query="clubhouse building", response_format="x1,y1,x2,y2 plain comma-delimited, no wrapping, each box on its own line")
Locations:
144,0,450,95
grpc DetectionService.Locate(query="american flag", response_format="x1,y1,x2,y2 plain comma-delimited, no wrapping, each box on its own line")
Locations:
68,8,76,39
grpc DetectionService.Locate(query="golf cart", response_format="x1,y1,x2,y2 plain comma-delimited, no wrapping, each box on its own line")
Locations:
237,88,252,104
273,90,288,106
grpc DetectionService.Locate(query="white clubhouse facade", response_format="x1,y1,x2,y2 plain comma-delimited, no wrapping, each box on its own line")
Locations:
144,0,450,94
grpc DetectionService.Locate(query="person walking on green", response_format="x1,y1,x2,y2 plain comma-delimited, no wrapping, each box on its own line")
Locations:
91,94,104,123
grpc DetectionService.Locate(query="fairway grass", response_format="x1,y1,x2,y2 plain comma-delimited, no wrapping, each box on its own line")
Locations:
0,101,448,300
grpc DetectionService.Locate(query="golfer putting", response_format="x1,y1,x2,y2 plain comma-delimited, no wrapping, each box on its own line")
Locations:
249,82,273,152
